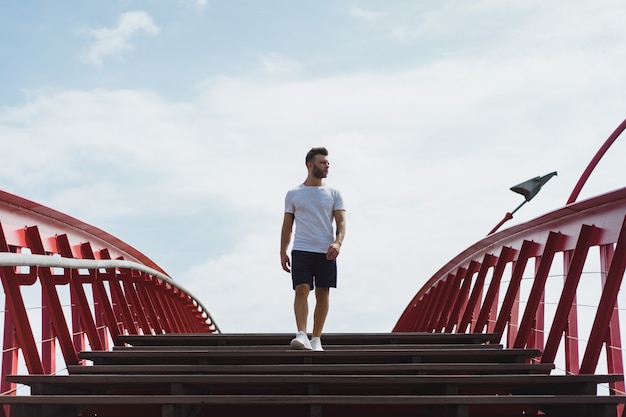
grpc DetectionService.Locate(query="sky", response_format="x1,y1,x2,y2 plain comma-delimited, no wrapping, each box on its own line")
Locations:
1,1,626,335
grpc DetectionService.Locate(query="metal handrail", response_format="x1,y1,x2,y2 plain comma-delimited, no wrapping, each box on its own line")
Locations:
0,252,216,328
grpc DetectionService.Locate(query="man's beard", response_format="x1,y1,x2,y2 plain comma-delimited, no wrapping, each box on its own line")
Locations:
312,166,327,178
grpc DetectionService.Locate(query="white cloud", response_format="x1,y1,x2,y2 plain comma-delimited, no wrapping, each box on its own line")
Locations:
3,1,626,333
349,6,387,20
82,11,160,67
3,47,624,332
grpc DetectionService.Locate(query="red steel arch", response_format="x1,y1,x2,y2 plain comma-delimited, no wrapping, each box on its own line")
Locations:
395,120,626,411
0,189,218,407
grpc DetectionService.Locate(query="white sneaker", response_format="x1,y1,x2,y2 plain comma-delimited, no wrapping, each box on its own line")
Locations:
290,331,312,350
310,337,324,351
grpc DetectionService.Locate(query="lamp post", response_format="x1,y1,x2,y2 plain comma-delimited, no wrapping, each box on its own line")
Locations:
487,171,557,235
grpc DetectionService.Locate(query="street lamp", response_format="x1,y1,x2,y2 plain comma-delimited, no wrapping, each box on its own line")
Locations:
487,171,558,235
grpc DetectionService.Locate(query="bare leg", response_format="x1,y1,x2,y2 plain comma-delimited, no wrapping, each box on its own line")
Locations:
312,287,330,338
294,284,310,332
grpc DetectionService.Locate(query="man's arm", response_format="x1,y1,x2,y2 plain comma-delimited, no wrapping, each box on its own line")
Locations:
326,209,346,260
280,212,295,272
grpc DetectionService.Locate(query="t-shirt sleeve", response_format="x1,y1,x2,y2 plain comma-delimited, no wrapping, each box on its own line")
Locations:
333,189,346,211
284,191,295,214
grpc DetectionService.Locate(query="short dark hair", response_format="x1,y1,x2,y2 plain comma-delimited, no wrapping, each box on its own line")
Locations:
305,147,328,164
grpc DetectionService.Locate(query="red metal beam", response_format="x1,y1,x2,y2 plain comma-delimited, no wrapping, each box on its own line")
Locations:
541,224,602,365
458,254,497,334
567,118,626,204
580,216,626,374
445,261,480,333
395,187,626,403
474,246,516,333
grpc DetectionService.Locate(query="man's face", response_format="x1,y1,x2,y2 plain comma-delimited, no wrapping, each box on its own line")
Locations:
310,155,329,179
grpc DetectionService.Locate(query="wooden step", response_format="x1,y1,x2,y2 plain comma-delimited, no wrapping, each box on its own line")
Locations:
5,332,623,417
10,373,622,397
67,361,555,375
111,343,504,351
2,394,623,417
79,347,541,366
116,332,501,347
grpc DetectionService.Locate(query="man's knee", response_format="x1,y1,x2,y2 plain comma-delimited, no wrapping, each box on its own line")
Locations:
315,287,330,300
294,283,311,298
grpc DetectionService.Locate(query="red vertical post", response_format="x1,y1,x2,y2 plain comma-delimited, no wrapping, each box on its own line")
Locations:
542,225,600,365
414,290,435,331
40,284,56,374
0,308,16,417
493,241,538,344
108,277,139,335
528,262,545,355
81,243,120,344
446,261,480,332
474,247,516,333
431,274,456,332
458,255,497,333
581,216,626,374
97,250,138,336
562,250,580,374
507,283,521,349
436,268,465,331
424,281,447,331
1,309,18,394
56,235,104,352
0,223,44,375
147,281,174,333
120,270,151,334
514,232,565,349
161,287,183,333
599,243,625,401
25,226,79,367
134,275,163,334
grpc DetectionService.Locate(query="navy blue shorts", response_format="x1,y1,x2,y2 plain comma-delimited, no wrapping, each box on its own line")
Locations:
291,250,337,290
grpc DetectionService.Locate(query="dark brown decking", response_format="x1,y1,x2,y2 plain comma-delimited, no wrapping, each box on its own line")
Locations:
78,346,541,366
66,362,557,375
2,332,625,417
115,332,502,347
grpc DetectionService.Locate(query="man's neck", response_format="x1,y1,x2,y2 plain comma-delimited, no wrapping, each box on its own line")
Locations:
303,176,324,186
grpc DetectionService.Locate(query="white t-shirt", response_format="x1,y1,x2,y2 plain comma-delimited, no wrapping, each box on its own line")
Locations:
284,184,345,254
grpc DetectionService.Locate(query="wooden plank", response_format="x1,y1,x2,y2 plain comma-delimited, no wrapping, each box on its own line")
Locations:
116,332,501,347
0,394,624,405
10,373,621,386
111,343,504,352
9,373,621,399
78,347,541,366
67,362,555,375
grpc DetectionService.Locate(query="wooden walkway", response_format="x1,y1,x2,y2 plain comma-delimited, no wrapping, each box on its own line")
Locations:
3,333,625,417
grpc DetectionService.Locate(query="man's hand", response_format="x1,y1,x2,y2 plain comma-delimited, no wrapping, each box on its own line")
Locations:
281,253,291,272
280,213,294,273
326,242,341,260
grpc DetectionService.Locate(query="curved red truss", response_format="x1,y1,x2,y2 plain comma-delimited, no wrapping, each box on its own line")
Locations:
395,181,626,401
395,186,626,389
0,189,167,274
567,118,626,204
395,119,626,411
0,189,218,397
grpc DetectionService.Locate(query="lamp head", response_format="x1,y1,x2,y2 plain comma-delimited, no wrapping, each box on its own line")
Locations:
510,171,558,202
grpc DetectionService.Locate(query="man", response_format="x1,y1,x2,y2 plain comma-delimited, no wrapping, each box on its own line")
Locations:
280,147,346,351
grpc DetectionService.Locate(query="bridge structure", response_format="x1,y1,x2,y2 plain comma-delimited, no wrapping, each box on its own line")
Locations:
394,119,626,380
0,120,625,416
0,189,219,402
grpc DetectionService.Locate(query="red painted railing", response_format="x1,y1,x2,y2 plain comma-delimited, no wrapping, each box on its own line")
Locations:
394,120,626,413
0,190,218,405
